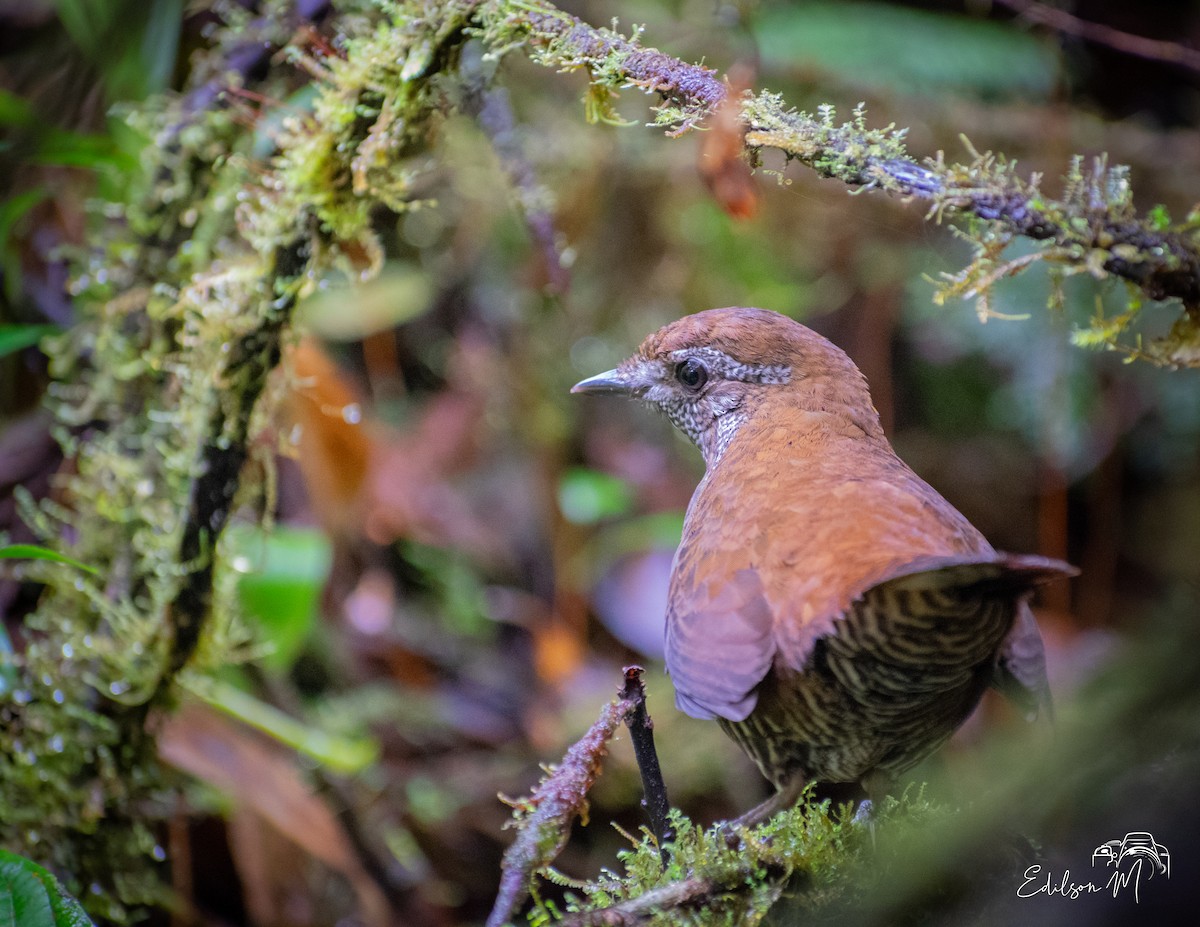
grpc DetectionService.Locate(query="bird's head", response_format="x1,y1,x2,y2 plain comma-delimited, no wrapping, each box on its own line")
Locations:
572,307,881,466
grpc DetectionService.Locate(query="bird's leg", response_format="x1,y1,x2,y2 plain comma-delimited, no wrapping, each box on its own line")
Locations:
725,773,807,832
855,771,892,848
852,798,877,850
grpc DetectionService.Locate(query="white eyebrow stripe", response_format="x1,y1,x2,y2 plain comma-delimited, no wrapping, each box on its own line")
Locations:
668,347,792,385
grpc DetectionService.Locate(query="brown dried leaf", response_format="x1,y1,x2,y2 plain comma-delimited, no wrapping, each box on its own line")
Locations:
699,64,759,220
158,701,390,927
284,339,373,537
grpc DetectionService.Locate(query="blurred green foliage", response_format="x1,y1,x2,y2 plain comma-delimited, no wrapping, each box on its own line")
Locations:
754,1,1060,100
54,0,182,102
226,525,332,672
0,543,98,576
557,468,635,525
0,326,59,359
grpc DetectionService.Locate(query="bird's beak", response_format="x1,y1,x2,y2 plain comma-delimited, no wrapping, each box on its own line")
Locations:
570,368,632,395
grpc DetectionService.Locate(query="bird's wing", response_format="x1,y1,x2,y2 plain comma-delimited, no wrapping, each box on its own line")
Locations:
665,565,775,722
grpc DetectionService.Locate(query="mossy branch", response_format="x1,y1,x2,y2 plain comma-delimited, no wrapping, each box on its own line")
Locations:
161,238,309,693
554,867,783,927
488,694,632,927
477,0,1200,365
515,785,953,926
482,0,726,134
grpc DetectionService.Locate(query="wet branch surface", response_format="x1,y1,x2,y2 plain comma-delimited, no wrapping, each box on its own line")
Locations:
162,239,310,691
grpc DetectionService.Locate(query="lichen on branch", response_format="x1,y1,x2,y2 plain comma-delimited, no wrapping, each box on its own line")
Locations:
476,0,1200,365
479,0,726,134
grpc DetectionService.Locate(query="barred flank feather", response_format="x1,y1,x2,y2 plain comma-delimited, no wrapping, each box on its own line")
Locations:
725,588,1013,787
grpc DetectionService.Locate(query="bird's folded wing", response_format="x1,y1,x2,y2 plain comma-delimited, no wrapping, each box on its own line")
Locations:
665,566,775,722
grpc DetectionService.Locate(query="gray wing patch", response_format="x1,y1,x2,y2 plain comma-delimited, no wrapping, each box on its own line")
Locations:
665,567,775,722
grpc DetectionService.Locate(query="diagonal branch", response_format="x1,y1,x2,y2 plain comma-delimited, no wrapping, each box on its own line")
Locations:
487,694,633,927
478,0,1200,359
995,0,1200,75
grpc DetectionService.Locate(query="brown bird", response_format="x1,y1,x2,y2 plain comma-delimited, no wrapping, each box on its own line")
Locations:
572,307,1075,824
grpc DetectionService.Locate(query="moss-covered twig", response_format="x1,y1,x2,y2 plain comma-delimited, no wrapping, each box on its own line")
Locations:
789,135,1200,308
170,0,333,138
477,0,1200,364
539,798,881,926
488,693,633,927
484,0,725,135
555,870,777,927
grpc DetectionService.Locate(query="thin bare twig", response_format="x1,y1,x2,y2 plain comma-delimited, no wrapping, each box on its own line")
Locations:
619,666,674,867
995,0,1200,75
461,45,570,294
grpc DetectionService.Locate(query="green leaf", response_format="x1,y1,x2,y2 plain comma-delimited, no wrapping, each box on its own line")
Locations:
0,188,46,242
0,188,51,304
0,325,58,359
0,544,98,576
226,526,332,671
0,850,96,927
32,131,137,174
55,0,183,101
0,89,35,128
557,468,635,525
0,622,16,697
755,1,1060,100
191,678,379,774
296,264,434,340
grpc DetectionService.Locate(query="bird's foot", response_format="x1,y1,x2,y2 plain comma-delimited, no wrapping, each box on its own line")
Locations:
719,775,807,844
851,798,877,848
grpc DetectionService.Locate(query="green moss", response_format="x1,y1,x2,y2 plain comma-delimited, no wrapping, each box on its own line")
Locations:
1,1,493,917
523,790,953,925
740,97,911,188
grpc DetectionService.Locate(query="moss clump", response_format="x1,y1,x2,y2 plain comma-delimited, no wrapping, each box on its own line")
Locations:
0,1,492,917
523,790,953,926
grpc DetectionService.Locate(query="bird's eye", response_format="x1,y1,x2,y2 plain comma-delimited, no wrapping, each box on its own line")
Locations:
675,358,708,391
